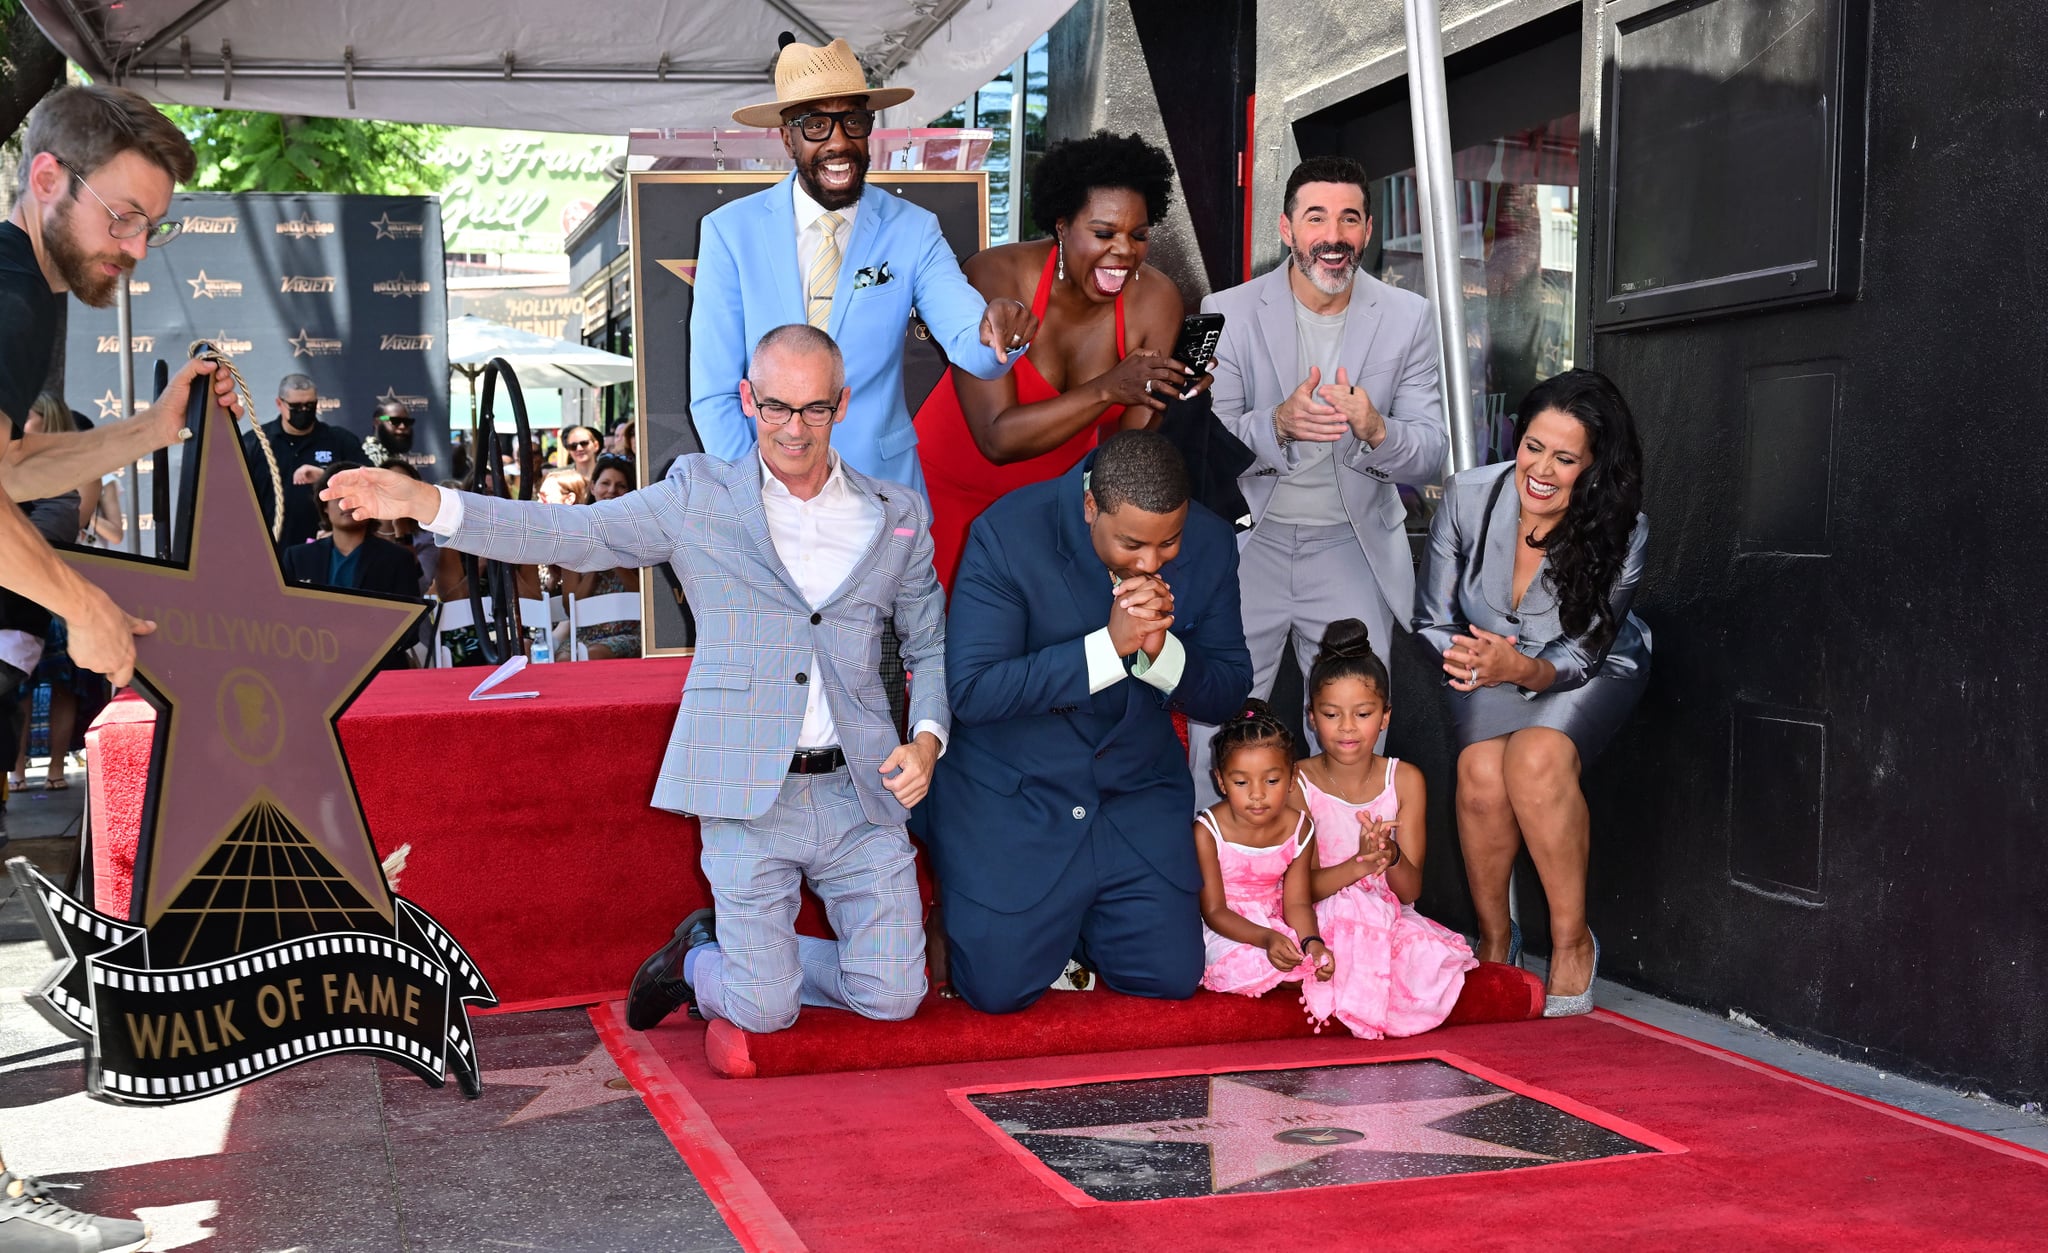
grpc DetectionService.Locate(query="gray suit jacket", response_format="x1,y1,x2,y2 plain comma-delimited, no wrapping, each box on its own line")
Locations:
1413,461,1651,695
1201,265,1447,616
443,455,948,826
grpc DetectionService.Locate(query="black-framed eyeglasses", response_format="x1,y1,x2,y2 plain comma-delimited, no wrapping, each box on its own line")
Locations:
54,157,180,247
752,394,841,426
784,108,875,142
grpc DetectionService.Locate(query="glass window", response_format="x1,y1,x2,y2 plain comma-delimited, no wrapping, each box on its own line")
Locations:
1373,113,1579,474
932,33,1051,242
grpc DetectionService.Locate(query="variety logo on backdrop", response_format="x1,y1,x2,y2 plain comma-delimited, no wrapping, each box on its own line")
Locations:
275,214,338,239
372,273,433,298
127,280,152,295
186,271,244,299
370,213,426,240
280,275,338,294
97,335,157,354
379,334,434,351
289,329,344,357
317,397,344,415
180,215,238,235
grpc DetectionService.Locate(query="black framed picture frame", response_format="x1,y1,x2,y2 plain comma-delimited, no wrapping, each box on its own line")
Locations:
1595,0,1868,328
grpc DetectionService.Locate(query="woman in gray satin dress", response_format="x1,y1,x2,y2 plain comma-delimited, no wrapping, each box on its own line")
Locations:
1412,369,1648,1018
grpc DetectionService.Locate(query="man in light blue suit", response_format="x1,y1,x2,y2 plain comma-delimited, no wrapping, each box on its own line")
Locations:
324,326,948,1037
688,34,1039,496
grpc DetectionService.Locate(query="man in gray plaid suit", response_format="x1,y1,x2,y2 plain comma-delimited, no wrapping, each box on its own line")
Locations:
323,324,947,1035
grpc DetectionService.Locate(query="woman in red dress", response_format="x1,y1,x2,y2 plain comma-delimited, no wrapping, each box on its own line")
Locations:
916,132,1202,589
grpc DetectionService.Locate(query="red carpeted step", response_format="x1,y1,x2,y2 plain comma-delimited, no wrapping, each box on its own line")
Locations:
702,961,1542,1078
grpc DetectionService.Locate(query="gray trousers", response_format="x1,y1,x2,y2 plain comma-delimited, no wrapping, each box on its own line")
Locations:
691,769,927,1033
1190,521,1397,806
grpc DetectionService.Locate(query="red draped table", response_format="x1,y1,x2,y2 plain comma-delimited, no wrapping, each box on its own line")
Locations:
87,657,728,1012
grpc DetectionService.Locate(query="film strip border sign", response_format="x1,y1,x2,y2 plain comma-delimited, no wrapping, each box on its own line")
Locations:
5,859,497,1105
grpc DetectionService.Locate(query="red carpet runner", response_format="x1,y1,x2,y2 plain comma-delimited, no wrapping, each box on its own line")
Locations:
599,1005,2048,1252
704,963,1543,1078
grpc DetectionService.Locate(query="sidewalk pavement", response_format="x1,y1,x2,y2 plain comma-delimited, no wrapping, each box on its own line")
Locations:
2,753,2043,1250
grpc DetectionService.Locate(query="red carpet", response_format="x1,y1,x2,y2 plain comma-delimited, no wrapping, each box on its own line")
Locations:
602,1005,2048,1251
85,661,847,1009
704,963,1544,1078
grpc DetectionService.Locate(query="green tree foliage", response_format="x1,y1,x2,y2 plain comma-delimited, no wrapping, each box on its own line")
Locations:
163,106,450,196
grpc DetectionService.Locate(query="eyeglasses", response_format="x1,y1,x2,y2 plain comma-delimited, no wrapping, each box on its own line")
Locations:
55,157,180,247
383,417,415,427
752,394,840,426
566,438,595,451
784,108,875,142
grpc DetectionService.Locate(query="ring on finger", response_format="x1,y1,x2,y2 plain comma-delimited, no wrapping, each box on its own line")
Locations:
1468,666,1477,683
1144,380,1154,395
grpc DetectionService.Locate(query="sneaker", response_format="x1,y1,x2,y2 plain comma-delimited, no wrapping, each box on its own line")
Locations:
0,1171,149,1252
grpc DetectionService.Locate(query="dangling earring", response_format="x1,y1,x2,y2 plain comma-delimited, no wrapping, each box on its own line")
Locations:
1056,231,1066,283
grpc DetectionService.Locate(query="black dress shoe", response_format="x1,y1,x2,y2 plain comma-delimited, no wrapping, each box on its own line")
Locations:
625,908,717,1031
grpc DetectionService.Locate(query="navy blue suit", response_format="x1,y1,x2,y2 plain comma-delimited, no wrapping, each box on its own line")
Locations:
926,456,1253,1012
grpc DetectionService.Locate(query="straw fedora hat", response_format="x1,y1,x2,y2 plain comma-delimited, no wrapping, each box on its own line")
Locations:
733,35,915,129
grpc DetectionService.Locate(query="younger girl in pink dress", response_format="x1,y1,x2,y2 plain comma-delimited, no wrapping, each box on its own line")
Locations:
1293,619,1476,1037
1194,702,1335,998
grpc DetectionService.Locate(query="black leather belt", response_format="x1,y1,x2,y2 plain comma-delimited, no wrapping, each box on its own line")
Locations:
788,746,846,775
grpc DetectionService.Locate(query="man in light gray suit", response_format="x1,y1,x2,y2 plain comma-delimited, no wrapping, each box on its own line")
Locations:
1192,156,1447,792
323,324,947,1035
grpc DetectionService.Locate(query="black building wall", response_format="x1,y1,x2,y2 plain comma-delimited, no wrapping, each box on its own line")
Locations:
1586,0,2047,1102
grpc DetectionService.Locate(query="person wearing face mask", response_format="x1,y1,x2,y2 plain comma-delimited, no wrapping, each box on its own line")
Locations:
913,133,1206,591
1189,156,1449,804
1414,369,1649,1018
687,34,1039,496
243,373,371,552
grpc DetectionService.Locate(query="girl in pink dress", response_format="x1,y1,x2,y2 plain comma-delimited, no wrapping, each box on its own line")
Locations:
1293,619,1476,1037
1194,702,1335,998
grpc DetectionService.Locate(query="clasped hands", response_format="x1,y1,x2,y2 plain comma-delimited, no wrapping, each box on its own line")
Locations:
1275,366,1385,447
1442,626,1534,693
1107,573,1174,661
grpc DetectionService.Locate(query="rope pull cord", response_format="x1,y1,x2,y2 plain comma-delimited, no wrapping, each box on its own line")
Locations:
188,340,285,542
459,357,535,666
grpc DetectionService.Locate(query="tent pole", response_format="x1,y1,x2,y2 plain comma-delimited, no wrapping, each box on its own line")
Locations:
1402,0,1477,477
117,281,141,553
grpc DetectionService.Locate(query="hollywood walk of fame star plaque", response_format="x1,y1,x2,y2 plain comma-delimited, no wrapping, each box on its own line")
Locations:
5,382,497,1106
954,1056,1683,1202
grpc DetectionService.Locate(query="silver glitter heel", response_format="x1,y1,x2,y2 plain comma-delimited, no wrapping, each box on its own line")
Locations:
1542,931,1599,1018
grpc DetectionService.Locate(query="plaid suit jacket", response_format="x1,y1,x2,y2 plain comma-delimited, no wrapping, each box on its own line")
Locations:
444,454,947,826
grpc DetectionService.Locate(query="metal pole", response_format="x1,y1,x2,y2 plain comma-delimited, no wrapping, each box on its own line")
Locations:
1006,52,1028,243
1402,0,1478,475
116,282,141,553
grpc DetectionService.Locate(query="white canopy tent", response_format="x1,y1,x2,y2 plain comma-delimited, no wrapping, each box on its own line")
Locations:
445,314,634,432
23,0,1075,132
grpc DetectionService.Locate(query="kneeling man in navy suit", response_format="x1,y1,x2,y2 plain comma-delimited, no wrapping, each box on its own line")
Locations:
928,430,1252,1012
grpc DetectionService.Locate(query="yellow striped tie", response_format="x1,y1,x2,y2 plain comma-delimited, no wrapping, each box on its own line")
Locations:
806,211,846,329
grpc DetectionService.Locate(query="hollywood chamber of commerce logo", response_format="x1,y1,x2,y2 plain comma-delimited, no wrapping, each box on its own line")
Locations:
186,271,244,299
197,332,255,356
370,212,426,240
372,272,433,298
280,275,338,294
97,335,156,354
289,328,344,357
379,334,435,352
180,214,238,235
275,214,337,239
378,387,431,416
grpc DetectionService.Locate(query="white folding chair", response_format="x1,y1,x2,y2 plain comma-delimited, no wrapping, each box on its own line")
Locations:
565,591,642,661
430,596,488,669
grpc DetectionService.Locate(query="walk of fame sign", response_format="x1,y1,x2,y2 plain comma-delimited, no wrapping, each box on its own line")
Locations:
5,383,497,1106
955,1057,1680,1202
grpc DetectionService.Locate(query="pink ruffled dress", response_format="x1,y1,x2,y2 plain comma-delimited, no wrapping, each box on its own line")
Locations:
1296,761,1476,1038
1197,807,1313,997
